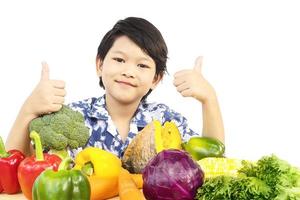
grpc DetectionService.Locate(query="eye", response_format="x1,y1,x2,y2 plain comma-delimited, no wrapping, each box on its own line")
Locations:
138,64,150,68
113,57,125,63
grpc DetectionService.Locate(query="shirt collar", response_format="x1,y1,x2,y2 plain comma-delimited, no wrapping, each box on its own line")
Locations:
86,95,109,120
131,100,149,127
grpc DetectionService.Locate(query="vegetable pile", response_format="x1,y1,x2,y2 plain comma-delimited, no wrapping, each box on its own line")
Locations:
29,105,89,150
4,115,300,200
196,154,300,200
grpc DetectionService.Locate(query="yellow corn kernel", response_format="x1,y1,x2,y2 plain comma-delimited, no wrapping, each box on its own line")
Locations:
197,157,243,178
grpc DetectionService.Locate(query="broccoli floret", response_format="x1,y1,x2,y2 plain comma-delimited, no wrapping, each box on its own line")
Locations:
62,121,89,149
49,113,72,135
29,105,90,151
39,126,68,150
29,117,44,133
41,114,52,125
69,122,90,148
60,106,85,123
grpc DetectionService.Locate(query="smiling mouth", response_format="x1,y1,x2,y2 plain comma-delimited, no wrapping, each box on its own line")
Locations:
115,80,136,87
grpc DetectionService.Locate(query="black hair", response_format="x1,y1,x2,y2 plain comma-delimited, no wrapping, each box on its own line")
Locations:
96,17,168,101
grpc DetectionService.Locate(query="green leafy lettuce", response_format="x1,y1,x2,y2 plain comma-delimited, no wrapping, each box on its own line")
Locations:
196,155,300,200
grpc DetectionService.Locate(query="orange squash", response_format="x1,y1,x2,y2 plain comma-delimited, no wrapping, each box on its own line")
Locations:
122,120,182,173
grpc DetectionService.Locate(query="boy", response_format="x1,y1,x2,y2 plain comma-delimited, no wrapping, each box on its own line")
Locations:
6,17,224,158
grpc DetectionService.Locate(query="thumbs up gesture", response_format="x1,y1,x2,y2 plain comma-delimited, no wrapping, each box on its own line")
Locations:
24,62,66,117
173,56,216,103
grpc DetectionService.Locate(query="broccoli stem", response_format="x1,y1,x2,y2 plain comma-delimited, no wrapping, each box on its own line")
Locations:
0,136,10,158
30,131,44,161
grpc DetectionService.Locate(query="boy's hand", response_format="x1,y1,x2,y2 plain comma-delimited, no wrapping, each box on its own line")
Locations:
23,62,66,117
173,56,216,103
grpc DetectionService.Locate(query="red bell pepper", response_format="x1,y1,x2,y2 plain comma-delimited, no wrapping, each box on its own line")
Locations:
0,136,25,194
18,131,61,200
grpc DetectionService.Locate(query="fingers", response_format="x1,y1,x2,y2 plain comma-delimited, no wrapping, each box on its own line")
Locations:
173,76,186,87
41,62,65,88
194,56,203,73
50,80,66,89
52,96,65,104
176,83,192,97
41,62,66,108
41,62,50,81
50,104,63,112
173,69,198,87
35,62,67,115
175,82,190,93
53,88,66,97
180,88,193,97
174,56,203,77
172,56,205,99
44,94,64,113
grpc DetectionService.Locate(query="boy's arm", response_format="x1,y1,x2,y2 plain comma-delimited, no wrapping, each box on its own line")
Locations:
173,57,225,143
5,104,37,155
201,93,224,142
5,62,66,155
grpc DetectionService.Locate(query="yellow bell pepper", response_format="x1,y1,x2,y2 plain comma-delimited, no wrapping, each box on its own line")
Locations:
73,147,122,200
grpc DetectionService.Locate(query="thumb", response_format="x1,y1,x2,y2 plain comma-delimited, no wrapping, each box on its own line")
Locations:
41,61,50,81
193,56,203,73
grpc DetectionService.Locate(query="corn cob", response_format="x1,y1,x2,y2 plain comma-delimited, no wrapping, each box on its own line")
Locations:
197,157,243,178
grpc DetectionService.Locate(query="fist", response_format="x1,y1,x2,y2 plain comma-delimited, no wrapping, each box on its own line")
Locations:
173,56,215,103
25,62,66,116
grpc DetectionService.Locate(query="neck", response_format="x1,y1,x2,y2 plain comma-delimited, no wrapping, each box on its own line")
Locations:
105,95,141,123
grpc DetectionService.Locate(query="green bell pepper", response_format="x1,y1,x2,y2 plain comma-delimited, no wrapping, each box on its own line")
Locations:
182,136,225,160
33,157,90,200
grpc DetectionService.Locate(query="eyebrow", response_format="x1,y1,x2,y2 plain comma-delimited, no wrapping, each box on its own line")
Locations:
111,50,152,62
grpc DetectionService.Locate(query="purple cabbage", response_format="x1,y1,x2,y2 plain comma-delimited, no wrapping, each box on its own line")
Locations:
142,149,204,200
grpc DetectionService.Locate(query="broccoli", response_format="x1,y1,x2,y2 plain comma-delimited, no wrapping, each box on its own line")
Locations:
29,105,90,150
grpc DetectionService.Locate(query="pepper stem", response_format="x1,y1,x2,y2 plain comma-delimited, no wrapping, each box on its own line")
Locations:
58,157,73,171
0,136,10,158
30,131,44,161
81,162,94,176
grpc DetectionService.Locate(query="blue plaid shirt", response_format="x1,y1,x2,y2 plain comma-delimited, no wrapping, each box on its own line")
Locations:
68,95,198,158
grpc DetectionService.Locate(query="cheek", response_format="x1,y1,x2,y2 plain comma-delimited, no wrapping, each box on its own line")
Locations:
100,69,113,87
139,73,156,86
102,63,118,78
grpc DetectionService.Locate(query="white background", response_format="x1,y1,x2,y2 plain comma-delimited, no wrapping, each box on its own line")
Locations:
1,1,300,166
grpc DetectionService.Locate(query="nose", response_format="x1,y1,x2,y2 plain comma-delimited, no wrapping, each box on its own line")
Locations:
121,63,136,78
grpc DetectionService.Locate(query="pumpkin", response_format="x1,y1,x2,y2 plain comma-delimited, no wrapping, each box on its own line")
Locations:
122,120,182,173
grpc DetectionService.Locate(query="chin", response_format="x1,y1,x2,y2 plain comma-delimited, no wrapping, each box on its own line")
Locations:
113,94,139,104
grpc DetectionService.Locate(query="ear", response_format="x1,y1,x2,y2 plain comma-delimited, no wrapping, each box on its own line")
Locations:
96,57,103,77
151,73,163,90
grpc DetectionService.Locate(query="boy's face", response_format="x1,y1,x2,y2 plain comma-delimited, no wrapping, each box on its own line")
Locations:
96,35,161,104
